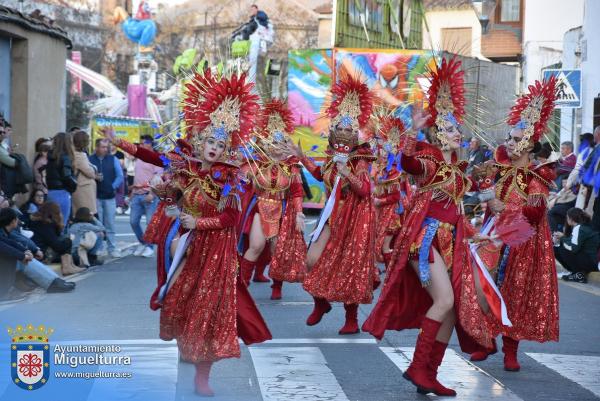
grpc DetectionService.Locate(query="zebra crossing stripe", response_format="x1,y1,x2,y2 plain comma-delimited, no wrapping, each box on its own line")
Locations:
249,347,350,401
380,347,524,400
75,344,179,401
526,353,600,397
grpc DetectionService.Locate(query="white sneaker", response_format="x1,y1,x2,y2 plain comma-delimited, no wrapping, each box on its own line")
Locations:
124,209,130,216
116,207,123,215
133,244,146,256
141,246,155,258
109,250,123,258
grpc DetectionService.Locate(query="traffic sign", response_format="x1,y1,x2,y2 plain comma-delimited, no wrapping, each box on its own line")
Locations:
543,69,582,108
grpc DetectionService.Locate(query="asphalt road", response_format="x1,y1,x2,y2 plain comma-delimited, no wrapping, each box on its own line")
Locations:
1,214,599,401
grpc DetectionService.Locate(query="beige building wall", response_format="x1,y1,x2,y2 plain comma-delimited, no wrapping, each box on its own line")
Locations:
0,22,67,160
423,9,482,58
317,14,333,48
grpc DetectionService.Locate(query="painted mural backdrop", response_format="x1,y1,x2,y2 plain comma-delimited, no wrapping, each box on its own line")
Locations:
287,48,435,207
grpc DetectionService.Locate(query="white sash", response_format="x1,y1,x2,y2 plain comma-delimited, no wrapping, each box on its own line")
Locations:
158,230,192,301
310,176,340,245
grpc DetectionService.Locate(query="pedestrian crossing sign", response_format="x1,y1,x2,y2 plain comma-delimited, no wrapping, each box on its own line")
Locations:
543,69,582,108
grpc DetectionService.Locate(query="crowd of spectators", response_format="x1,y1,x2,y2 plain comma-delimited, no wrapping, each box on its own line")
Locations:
0,117,162,301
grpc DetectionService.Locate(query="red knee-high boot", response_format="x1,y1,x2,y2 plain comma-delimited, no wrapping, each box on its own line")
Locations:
502,336,521,371
239,257,255,287
194,361,214,397
338,303,360,335
306,297,332,326
270,280,283,300
253,248,271,282
470,338,497,362
417,341,456,396
403,317,441,393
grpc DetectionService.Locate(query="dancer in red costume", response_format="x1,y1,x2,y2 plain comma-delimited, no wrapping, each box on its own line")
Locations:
238,99,307,299
372,115,413,271
362,57,494,397
469,77,560,371
287,74,378,335
111,72,272,397
99,71,217,312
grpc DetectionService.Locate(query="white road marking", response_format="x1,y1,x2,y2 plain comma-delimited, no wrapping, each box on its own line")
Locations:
527,353,600,397
260,338,377,344
380,347,523,400
249,347,349,401
84,344,178,401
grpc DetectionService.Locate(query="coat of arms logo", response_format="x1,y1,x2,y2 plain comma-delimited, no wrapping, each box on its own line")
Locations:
8,324,53,390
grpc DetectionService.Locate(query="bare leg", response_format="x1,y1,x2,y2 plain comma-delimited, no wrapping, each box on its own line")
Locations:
382,235,393,253
243,213,267,262
306,225,330,272
410,249,455,342
472,263,491,314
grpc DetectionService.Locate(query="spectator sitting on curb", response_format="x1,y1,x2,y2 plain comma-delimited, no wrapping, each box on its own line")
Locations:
69,207,105,267
547,179,577,232
29,202,85,276
553,207,600,284
0,207,76,293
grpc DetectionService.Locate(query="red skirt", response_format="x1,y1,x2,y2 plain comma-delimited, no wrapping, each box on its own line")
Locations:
303,192,377,304
269,200,307,283
374,203,398,262
159,227,271,362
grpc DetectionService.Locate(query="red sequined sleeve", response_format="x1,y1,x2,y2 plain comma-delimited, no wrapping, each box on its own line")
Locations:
301,156,323,182
114,138,164,167
346,159,370,197
522,178,549,225
290,165,304,212
195,207,239,230
377,191,401,206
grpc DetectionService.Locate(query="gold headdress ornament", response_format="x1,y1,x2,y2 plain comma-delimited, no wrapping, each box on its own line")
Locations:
507,76,558,154
326,74,373,156
426,57,465,149
182,71,260,165
256,99,295,146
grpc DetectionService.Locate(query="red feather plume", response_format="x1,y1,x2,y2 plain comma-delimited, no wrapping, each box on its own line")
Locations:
182,70,216,134
427,57,466,126
191,73,260,148
378,115,406,142
256,99,295,138
326,74,373,130
507,75,557,143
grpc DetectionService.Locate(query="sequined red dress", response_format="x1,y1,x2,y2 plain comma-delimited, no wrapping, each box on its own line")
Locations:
373,166,412,262
362,139,494,352
491,146,559,342
157,161,271,362
239,156,307,282
301,146,378,304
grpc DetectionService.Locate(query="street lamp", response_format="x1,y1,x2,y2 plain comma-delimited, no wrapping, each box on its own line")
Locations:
472,0,497,34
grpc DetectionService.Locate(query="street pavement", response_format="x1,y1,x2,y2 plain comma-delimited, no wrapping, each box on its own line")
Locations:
1,214,599,401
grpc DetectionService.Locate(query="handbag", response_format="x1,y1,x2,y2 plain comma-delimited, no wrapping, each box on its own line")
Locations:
60,157,78,193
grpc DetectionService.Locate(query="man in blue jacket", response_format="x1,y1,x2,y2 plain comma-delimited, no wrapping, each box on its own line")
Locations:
89,139,124,258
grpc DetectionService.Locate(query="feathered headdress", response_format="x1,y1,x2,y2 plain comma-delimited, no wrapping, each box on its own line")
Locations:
256,99,295,144
182,69,216,133
507,76,557,153
327,74,373,133
185,72,260,164
427,57,466,130
378,115,407,155
326,75,373,157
